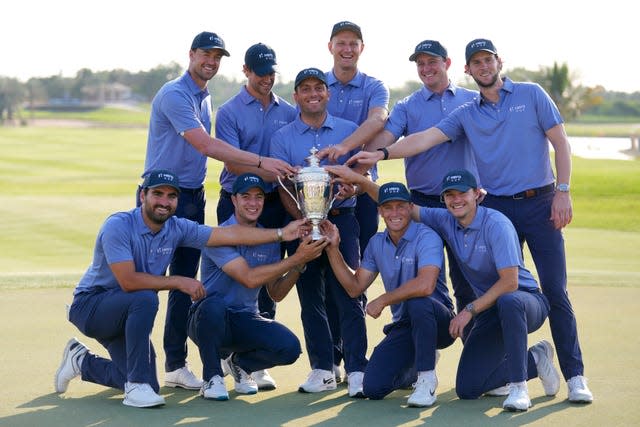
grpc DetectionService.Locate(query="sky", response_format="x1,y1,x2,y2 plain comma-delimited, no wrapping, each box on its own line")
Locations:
3,0,637,93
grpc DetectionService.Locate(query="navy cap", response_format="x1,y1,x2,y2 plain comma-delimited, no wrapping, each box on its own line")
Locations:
191,31,230,56
409,40,448,61
330,21,363,40
465,38,497,64
142,170,180,192
440,169,478,195
232,173,267,195
245,43,277,76
378,182,411,206
294,67,328,89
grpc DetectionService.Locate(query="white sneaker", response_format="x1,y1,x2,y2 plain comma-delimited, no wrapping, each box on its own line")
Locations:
530,340,560,396
485,385,510,396
567,375,594,403
347,371,365,398
502,382,531,412
200,375,229,401
164,364,203,390
221,357,231,377
54,338,89,393
227,354,258,394
253,369,277,390
123,382,165,408
407,370,438,407
333,365,344,384
298,369,337,393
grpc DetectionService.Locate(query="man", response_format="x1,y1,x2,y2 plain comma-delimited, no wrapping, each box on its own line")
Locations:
317,20,390,383
366,39,479,336
141,31,296,391
325,166,561,412
346,38,593,404
320,182,455,407
270,68,367,397
55,170,306,408
188,173,327,401
214,42,297,389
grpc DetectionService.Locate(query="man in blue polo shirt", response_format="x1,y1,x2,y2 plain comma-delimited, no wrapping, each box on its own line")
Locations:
55,170,307,408
214,42,297,389
366,39,479,339
346,38,593,404
270,68,367,397
324,166,561,412
141,31,297,391
320,182,455,407
188,173,327,401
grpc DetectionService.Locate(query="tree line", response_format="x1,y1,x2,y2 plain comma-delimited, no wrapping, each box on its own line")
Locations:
1,62,639,124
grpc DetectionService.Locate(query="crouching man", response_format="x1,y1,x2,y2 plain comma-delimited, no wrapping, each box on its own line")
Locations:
320,182,455,407
188,173,328,400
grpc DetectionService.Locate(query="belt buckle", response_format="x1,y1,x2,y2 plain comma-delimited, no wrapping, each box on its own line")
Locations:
329,208,340,216
524,189,536,198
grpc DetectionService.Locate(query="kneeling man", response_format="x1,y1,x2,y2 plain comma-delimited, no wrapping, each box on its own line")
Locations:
188,173,328,400
321,182,455,407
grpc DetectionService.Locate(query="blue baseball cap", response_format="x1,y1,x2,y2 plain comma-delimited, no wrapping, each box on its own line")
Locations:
294,67,328,89
142,170,180,192
191,31,230,56
409,40,448,61
245,43,277,76
330,21,362,40
378,182,411,205
232,173,267,195
465,38,497,64
440,169,478,195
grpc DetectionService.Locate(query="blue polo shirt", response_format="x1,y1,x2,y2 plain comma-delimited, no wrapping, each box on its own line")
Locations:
270,113,359,209
216,86,297,192
143,71,212,188
74,208,213,295
326,69,389,181
436,78,561,195
360,221,453,322
385,84,479,195
418,206,539,296
200,215,281,313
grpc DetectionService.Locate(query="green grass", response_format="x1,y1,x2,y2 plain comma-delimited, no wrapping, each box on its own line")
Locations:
0,125,639,425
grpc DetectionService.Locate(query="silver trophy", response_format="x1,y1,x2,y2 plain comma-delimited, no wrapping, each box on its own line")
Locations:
278,147,337,240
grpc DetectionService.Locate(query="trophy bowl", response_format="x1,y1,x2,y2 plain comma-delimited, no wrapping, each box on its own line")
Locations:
278,148,336,240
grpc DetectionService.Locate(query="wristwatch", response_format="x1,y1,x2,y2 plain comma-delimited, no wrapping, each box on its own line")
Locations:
464,302,477,317
556,183,570,192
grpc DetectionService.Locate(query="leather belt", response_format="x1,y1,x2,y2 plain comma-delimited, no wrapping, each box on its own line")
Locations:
329,207,356,216
490,183,555,200
179,186,204,195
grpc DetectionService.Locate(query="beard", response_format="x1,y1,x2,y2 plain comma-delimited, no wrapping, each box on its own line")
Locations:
472,71,501,88
144,203,174,226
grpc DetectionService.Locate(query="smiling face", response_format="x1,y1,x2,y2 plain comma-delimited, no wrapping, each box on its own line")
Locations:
188,48,226,87
294,78,329,116
442,188,479,227
414,53,451,92
465,51,502,89
140,185,179,229
231,187,265,226
244,65,275,100
328,30,364,73
378,200,413,235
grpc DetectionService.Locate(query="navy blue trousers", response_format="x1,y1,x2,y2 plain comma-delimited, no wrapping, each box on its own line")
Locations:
187,296,301,381
69,288,160,391
482,191,584,380
364,296,455,400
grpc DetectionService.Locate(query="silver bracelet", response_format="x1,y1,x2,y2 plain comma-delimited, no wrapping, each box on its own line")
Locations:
276,228,284,242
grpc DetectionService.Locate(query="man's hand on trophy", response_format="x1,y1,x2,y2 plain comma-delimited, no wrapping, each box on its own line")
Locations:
260,156,298,178
345,150,384,168
335,182,358,200
295,235,329,262
319,220,340,247
324,165,367,186
317,144,349,163
282,218,313,241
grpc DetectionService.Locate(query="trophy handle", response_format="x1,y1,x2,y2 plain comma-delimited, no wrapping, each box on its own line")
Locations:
277,175,301,212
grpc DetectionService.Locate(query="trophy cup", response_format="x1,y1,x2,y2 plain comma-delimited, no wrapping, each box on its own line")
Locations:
278,147,337,240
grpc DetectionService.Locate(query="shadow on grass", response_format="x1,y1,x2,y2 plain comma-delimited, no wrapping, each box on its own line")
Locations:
4,384,574,427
